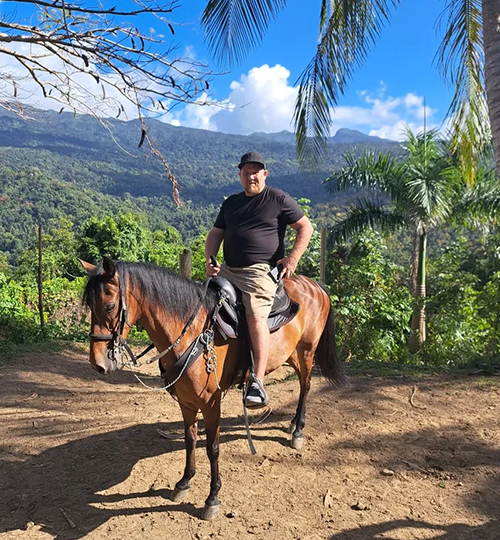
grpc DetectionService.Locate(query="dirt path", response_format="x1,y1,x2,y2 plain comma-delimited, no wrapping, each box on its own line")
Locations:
1,346,500,540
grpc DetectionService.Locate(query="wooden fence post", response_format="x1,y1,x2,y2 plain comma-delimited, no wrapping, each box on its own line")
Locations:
179,248,192,279
320,228,326,283
37,224,44,330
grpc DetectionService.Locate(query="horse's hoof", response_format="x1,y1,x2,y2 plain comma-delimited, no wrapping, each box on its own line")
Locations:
287,422,296,435
171,487,190,502
201,504,220,521
291,435,304,450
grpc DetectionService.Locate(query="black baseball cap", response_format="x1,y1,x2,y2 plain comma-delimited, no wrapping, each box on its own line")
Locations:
238,151,266,170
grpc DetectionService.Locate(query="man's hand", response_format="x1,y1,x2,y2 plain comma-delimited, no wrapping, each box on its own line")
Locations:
206,257,220,277
276,256,298,280
205,228,225,277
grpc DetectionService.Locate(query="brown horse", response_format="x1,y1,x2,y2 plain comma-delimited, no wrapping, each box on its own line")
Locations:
81,257,344,520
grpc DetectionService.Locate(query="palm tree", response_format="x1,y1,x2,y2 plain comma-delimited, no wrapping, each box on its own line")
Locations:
201,1,497,181
324,127,499,352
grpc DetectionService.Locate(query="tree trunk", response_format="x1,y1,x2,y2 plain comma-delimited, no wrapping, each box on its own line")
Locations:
483,0,500,180
37,224,44,330
408,231,426,353
409,232,419,296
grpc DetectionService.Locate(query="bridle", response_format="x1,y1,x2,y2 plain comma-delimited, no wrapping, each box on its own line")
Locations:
88,270,214,371
88,277,143,368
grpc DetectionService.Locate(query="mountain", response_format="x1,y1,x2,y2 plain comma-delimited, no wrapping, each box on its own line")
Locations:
0,107,398,204
250,128,389,145
330,128,386,144
0,106,400,261
249,130,297,145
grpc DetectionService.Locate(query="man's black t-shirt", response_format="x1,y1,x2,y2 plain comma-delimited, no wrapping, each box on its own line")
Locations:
214,186,304,267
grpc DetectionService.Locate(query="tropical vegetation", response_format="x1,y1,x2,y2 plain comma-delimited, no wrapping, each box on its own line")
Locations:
325,128,500,352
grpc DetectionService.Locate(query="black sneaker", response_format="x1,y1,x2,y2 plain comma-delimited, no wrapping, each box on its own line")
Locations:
244,379,270,409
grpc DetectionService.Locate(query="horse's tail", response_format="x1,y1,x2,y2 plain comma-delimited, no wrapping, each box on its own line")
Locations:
315,294,346,387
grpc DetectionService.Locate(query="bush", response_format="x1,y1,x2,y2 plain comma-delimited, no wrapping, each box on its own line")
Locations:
328,231,413,363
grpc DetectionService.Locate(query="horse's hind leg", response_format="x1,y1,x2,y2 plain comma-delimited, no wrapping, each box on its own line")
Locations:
287,347,314,450
200,396,222,520
171,405,198,502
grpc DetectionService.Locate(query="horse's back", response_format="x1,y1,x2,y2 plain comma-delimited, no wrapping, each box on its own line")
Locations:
265,275,330,372
285,275,330,319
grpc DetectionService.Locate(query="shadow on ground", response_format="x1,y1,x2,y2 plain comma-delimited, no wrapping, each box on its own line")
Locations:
328,519,500,539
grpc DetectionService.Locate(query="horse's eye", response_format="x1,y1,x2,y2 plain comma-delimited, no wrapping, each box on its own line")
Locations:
105,303,116,312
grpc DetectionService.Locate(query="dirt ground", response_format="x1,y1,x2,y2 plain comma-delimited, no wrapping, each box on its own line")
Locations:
1,346,500,540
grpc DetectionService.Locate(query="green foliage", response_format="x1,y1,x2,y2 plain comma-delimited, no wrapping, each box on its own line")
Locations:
0,272,40,344
328,231,413,363
189,230,210,281
422,233,500,365
16,217,80,280
79,212,148,263
143,227,184,270
0,212,212,354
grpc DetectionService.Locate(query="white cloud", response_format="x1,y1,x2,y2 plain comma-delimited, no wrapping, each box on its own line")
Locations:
0,42,210,124
1,45,441,141
0,42,145,120
173,64,298,134
213,64,298,134
370,121,421,140
172,71,440,141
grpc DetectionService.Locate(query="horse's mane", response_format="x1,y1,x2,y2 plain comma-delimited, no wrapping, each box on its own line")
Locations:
83,261,217,321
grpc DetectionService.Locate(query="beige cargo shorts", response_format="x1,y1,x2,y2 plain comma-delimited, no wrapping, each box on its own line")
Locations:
218,263,277,319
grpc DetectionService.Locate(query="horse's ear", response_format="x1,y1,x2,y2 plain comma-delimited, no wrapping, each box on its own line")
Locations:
79,259,96,275
102,256,116,278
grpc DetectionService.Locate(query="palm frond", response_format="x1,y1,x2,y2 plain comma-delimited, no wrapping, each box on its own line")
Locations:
201,0,287,67
319,0,331,33
435,0,489,184
328,198,407,246
399,128,456,225
454,165,500,219
294,0,400,168
324,149,405,198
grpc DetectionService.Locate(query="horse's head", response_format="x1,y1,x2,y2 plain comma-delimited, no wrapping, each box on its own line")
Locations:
81,257,132,374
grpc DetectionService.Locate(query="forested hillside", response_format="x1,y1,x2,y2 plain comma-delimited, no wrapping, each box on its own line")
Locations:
0,106,398,262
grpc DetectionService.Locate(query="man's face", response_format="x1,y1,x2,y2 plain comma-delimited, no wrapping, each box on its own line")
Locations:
239,163,268,196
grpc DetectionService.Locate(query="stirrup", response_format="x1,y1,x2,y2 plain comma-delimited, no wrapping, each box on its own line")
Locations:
243,374,270,409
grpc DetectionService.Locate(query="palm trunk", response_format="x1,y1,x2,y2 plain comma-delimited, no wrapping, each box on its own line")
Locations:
409,232,419,296
482,0,500,179
408,231,426,353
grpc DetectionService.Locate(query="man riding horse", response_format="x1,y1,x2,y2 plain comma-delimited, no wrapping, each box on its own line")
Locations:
205,151,313,409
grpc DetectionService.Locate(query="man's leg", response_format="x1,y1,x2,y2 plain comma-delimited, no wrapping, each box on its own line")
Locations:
217,263,275,408
246,314,270,381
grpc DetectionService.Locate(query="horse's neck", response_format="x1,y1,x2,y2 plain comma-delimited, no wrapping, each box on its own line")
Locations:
135,294,207,356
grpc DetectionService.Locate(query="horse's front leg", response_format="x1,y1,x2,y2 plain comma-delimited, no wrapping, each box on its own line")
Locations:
171,405,198,502
200,396,222,520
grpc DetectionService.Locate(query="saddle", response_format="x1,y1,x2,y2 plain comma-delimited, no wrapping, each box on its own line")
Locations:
208,275,300,340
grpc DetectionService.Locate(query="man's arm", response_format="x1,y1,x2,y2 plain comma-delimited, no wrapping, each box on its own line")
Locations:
205,227,225,276
277,216,313,279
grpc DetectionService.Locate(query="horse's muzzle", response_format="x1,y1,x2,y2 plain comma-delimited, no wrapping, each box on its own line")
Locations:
90,351,119,374
92,363,107,375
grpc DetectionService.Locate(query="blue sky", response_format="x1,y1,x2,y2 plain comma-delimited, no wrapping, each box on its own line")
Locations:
168,0,454,140
1,0,454,141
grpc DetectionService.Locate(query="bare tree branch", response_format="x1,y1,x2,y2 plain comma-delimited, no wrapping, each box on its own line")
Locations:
0,0,216,204
2,0,179,18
